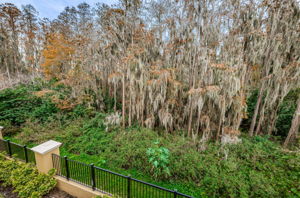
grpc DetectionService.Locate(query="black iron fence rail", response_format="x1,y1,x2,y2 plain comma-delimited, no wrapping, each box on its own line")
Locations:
0,139,36,164
52,154,193,198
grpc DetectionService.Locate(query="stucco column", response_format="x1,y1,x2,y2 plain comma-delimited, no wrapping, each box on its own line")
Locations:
31,140,62,174
0,126,3,139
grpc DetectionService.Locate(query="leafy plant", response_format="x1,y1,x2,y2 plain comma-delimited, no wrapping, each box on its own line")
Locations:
0,153,56,198
147,141,171,179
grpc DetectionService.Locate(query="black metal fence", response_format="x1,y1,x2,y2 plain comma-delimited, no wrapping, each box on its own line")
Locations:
0,139,36,164
52,154,193,198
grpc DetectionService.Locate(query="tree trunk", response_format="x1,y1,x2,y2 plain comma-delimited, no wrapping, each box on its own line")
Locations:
217,96,225,141
129,91,132,127
122,74,126,128
255,105,265,136
187,50,196,137
283,97,300,147
141,93,145,127
249,82,265,136
114,83,117,112
187,98,193,137
268,101,280,135
5,61,11,84
255,90,269,135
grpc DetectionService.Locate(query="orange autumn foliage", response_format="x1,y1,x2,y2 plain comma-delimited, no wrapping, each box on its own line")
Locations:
41,33,75,79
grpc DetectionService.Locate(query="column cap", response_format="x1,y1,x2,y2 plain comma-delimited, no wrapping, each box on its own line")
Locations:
31,140,62,155
0,126,3,130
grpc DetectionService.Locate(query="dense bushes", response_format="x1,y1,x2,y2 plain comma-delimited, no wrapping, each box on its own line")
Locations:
99,130,300,197
0,82,59,131
5,112,300,197
0,85,58,126
0,153,56,198
1,82,300,197
56,125,300,197
0,80,95,137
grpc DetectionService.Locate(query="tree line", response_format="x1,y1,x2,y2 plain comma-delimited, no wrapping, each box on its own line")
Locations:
0,0,299,147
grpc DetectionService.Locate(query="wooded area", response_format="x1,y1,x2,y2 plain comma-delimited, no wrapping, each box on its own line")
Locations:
0,0,299,147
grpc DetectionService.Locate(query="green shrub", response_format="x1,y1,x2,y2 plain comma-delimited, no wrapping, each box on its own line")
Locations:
0,85,58,126
147,141,171,178
0,86,35,125
0,81,97,138
0,153,56,198
0,120,20,136
61,113,113,155
90,129,300,197
7,115,300,197
69,104,94,119
15,120,64,144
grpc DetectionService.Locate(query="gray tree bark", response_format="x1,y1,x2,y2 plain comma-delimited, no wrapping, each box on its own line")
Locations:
284,97,300,147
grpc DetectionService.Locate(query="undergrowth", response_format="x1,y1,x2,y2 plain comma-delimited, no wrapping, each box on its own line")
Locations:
0,153,56,198
0,81,299,197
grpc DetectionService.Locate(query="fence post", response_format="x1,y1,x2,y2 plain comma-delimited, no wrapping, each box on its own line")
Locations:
127,176,131,198
64,156,70,180
174,190,178,198
31,140,62,174
90,163,96,190
23,145,28,163
7,140,12,157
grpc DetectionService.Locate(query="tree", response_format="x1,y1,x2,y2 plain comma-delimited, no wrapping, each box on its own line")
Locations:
284,97,300,147
21,4,38,69
1,0,300,146
41,33,74,79
0,3,22,80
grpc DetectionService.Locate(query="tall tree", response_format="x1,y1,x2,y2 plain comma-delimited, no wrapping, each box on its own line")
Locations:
0,3,22,80
41,33,75,79
284,97,300,147
21,4,38,69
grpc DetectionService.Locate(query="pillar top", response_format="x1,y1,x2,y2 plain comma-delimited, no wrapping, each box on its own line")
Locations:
31,140,62,155
0,126,3,129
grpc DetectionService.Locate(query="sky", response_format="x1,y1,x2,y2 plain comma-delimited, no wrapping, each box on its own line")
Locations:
2,0,118,19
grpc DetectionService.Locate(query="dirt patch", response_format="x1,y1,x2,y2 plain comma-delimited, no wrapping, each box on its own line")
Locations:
0,184,75,198
0,184,18,198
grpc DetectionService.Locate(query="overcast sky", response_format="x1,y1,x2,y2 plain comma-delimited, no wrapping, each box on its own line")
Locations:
2,0,118,19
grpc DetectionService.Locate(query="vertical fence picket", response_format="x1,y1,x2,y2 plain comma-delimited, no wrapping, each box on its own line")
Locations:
64,156,70,180
23,145,28,163
127,176,131,198
7,140,12,157
174,190,178,198
90,163,96,190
